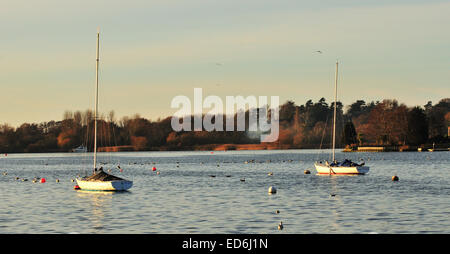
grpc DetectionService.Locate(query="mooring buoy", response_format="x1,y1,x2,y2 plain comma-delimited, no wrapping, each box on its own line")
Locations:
278,221,284,230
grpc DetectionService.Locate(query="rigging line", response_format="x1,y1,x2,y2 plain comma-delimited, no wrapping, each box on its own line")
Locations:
106,118,113,167
80,115,89,177
105,118,111,167
330,115,334,162
98,116,102,167
106,119,111,167
100,116,106,166
111,120,120,166
315,113,330,162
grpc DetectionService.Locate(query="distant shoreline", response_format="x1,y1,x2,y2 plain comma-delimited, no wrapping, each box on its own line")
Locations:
1,143,448,155
95,143,450,153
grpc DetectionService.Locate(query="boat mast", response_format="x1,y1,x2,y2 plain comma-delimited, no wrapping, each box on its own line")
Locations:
93,30,100,173
332,61,338,162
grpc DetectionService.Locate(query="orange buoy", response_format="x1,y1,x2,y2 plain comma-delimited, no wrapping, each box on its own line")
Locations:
74,185,80,190
152,167,156,171
40,178,46,183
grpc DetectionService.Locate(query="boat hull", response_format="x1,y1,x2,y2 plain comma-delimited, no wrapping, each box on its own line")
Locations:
314,163,369,175
76,179,133,191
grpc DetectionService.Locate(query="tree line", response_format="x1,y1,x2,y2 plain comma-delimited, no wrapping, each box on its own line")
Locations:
0,98,448,153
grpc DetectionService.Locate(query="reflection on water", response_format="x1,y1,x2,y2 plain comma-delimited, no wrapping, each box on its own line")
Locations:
328,176,341,233
76,191,113,231
75,191,132,233
0,150,449,233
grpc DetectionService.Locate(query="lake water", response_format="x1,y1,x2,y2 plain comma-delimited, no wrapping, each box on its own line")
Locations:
0,149,449,234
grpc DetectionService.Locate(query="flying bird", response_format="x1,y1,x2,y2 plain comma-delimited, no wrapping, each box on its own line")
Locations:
315,50,323,54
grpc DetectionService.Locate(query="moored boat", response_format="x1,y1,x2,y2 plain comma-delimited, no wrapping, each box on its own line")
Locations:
75,30,133,191
314,161,369,175
71,145,88,153
314,61,370,175
76,169,133,191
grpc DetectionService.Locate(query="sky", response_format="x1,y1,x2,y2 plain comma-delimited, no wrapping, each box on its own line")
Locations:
1,0,449,127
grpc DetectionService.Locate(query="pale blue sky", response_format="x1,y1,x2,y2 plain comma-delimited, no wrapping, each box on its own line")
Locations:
1,0,449,126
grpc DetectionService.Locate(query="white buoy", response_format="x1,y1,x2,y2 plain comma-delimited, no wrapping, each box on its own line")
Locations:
268,186,277,194
268,172,273,176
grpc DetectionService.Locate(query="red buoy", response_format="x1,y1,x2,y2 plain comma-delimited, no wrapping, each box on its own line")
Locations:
40,178,46,183
152,167,156,171
74,185,80,190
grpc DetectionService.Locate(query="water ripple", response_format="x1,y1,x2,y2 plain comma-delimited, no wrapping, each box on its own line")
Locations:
0,150,449,233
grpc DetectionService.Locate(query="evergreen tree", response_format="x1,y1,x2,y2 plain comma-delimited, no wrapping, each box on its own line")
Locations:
342,121,357,145
406,107,428,145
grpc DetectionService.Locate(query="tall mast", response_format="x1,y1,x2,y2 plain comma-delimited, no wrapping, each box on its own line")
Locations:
93,30,100,173
332,61,338,162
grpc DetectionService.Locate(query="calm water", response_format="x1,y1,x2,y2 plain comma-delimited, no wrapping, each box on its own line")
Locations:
0,149,449,234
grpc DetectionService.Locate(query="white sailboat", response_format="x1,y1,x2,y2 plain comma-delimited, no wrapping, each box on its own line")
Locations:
76,30,133,191
314,61,369,175
71,145,88,153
